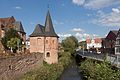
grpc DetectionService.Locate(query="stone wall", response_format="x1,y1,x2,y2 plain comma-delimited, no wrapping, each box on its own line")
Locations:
0,53,43,80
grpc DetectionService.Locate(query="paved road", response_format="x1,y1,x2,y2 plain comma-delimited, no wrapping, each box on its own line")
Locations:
77,50,120,67
77,51,105,61
60,61,82,80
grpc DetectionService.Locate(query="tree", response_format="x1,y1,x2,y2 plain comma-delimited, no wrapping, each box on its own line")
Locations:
1,28,22,53
61,36,78,54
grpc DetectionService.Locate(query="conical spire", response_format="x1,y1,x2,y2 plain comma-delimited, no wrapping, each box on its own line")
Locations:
45,10,59,38
30,24,44,37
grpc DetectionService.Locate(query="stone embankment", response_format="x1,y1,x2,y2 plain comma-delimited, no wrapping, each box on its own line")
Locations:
0,53,43,80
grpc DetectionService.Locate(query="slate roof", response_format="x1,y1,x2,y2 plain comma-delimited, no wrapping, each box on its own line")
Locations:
106,30,118,41
44,11,58,37
111,30,118,36
30,10,59,38
30,24,44,37
0,16,15,26
13,21,26,34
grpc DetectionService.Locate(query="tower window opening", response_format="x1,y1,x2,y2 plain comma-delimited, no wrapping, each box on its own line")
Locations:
46,52,50,57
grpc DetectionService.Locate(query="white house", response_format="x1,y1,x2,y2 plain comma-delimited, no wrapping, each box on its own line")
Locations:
86,38,102,53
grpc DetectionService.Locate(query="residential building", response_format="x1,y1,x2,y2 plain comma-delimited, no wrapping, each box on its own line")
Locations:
0,16,26,53
30,10,59,64
86,38,102,53
26,38,30,50
115,29,120,55
105,30,118,54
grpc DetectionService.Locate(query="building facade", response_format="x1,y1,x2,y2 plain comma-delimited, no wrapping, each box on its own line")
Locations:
86,38,102,53
0,16,26,53
115,29,120,55
30,11,59,64
105,30,118,54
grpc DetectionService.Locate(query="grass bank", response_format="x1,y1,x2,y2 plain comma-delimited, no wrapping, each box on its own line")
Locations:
19,52,72,80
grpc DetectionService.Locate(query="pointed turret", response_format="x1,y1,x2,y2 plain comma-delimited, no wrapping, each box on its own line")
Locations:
30,24,44,37
45,10,59,38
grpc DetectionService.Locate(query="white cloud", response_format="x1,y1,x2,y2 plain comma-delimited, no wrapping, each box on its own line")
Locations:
71,28,84,32
112,8,120,13
75,32,83,37
93,9,120,27
83,33,90,38
72,0,120,9
92,34,99,37
72,0,85,6
58,33,72,38
14,6,22,10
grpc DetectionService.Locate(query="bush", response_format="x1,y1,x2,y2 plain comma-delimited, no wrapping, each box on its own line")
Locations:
20,52,72,80
80,59,120,80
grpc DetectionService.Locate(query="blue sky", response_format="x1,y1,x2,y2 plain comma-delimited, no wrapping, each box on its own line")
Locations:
0,0,120,41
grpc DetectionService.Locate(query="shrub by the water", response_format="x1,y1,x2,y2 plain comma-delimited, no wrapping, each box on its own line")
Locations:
80,59,120,80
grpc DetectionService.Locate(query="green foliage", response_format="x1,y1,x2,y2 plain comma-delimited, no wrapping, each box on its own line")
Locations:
61,36,78,54
7,37,20,50
20,52,72,80
80,59,120,80
1,28,22,51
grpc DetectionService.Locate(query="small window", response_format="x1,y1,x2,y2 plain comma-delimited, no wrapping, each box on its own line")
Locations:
46,52,50,57
52,40,54,43
116,47,120,53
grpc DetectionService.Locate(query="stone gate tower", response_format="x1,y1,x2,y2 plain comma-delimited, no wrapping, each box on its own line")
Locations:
30,10,59,64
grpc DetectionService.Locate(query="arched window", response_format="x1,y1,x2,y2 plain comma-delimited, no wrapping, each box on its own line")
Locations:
46,52,50,57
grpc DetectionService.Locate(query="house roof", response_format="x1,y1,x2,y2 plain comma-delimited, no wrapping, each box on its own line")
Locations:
0,16,15,26
13,21,26,34
44,10,58,37
30,24,44,37
116,29,120,39
30,10,59,38
106,30,118,40
86,39,91,43
111,30,118,35
94,38,102,43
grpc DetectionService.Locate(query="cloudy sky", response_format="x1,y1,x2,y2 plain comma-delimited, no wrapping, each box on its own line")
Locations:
0,0,120,41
